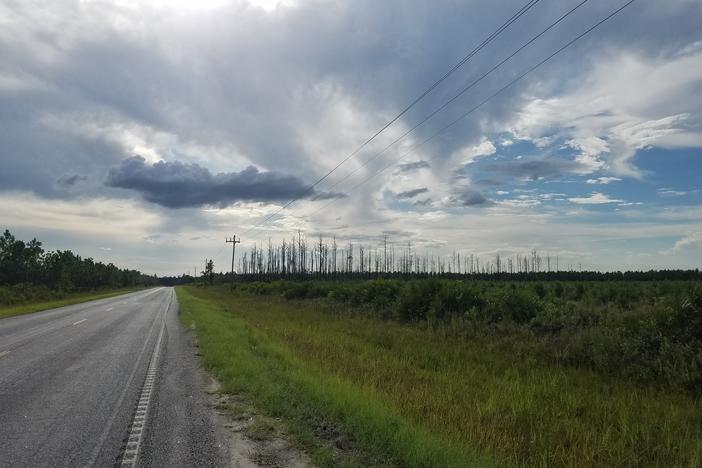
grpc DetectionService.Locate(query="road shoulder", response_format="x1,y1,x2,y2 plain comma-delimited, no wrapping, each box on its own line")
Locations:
139,295,230,467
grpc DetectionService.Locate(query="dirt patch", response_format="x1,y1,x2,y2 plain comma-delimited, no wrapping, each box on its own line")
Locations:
205,377,312,468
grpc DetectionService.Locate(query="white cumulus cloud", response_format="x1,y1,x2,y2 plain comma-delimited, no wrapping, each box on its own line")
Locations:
508,47,702,177
455,138,496,165
568,192,623,205
586,177,622,185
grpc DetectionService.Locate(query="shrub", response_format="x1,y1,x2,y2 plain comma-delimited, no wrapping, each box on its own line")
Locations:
282,282,311,300
395,280,442,322
231,279,702,394
0,283,64,307
428,282,483,322
533,283,547,300
341,280,397,310
483,287,542,324
553,282,564,298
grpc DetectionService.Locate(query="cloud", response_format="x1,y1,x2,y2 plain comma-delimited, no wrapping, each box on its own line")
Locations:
586,177,622,185
57,174,88,186
657,188,688,197
672,232,702,251
455,138,496,165
566,136,609,173
449,190,491,207
568,192,623,205
106,156,337,208
395,187,429,200
311,190,347,201
498,197,540,208
0,191,162,237
487,157,582,181
412,198,432,207
508,47,702,177
538,193,566,200
2,0,702,273
395,161,430,174
618,201,643,207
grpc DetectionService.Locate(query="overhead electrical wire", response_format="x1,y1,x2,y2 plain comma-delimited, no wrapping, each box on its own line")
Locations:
298,0,638,228
213,0,638,270
285,0,592,219
240,0,543,235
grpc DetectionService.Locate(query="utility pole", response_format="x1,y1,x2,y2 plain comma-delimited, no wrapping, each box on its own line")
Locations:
225,235,241,282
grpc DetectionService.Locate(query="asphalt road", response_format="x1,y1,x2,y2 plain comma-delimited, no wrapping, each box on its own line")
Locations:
0,287,228,468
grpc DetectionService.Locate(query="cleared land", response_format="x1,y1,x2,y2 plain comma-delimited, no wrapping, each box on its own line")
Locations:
177,280,702,467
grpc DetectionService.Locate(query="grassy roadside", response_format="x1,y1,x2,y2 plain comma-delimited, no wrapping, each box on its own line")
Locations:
177,285,702,467
0,287,146,319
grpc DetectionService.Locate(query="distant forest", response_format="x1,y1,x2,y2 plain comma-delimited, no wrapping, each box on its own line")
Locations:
229,235,701,280
162,234,701,285
3,228,697,290
0,230,158,291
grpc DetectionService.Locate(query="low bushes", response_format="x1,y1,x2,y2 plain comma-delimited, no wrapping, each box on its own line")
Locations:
232,279,702,394
181,285,702,467
0,283,65,307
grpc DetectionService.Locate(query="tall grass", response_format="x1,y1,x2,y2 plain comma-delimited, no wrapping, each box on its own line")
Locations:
178,286,494,467
238,279,702,394
178,284,702,467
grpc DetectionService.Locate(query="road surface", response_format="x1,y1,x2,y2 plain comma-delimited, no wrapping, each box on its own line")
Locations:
0,287,227,467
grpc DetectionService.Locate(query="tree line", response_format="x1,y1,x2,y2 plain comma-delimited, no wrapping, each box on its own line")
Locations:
211,233,702,282
0,230,158,290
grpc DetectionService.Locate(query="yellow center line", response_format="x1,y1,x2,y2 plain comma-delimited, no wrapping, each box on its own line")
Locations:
0,350,10,359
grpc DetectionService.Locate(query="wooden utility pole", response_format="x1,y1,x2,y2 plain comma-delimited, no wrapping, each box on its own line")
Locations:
225,235,241,282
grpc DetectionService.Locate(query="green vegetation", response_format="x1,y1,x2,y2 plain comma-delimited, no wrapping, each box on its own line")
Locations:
0,287,144,319
0,229,158,292
235,279,702,394
0,229,159,317
178,281,702,467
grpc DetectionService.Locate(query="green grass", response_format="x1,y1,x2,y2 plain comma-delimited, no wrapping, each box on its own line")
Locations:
0,287,146,319
236,278,702,394
178,285,702,467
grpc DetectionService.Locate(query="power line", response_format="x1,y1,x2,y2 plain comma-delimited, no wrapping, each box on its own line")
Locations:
288,0,591,216
298,0,639,229
242,0,542,235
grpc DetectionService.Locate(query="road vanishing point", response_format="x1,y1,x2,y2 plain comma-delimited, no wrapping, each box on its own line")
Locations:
0,288,227,467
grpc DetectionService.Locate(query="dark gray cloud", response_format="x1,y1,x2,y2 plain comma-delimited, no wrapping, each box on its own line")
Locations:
474,178,503,187
0,93,126,198
396,187,429,199
1,0,701,277
106,156,334,208
412,198,433,206
2,0,700,202
450,190,491,207
485,157,583,181
311,191,347,201
395,161,430,174
57,174,88,186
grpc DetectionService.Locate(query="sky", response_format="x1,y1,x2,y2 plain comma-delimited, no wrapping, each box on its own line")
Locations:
1,0,701,275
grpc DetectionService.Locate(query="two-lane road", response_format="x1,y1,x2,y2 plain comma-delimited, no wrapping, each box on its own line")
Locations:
0,288,227,467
